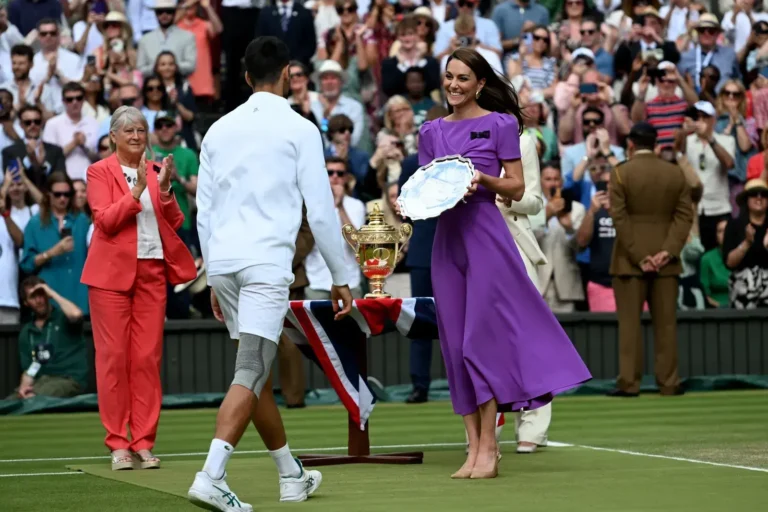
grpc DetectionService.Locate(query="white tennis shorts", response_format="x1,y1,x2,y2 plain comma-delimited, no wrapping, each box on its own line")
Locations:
208,265,293,343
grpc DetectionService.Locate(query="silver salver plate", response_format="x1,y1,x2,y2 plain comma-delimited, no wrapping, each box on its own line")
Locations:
396,155,475,221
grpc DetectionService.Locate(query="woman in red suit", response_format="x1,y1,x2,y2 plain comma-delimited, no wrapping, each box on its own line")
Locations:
81,106,197,471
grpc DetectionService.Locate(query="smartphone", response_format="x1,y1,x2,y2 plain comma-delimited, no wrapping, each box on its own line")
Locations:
579,83,598,95
659,147,677,163
595,181,608,193
524,32,533,51
9,159,21,182
647,67,665,80
87,55,96,67
91,0,108,15
561,188,574,213
60,227,72,238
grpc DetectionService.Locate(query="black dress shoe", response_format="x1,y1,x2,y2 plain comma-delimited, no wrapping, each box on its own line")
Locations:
286,403,306,409
405,388,428,404
606,388,639,397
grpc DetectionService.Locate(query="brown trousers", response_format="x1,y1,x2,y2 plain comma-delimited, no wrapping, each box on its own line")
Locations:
278,288,306,406
612,275,680,394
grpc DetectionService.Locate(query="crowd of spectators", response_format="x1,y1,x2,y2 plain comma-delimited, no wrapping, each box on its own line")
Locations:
2,0,768,398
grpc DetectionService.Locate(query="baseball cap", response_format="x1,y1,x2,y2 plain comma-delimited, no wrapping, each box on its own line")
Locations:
571,47,595,63
693,101,716,117
154,111,176,127
658,61,676,71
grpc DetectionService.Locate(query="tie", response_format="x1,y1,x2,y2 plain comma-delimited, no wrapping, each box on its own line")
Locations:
281,5,291,32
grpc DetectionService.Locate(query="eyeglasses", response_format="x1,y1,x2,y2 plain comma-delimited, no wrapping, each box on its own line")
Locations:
121,97,137,105
336,6,355,14
64,95,84,103
722,90,743,98
580,29,596,35
39,31,58,37
583,118,602,126
327,170,346,177
22,119,42,126
51,191,72,198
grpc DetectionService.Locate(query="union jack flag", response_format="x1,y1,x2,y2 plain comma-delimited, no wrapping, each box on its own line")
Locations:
283,298,438,430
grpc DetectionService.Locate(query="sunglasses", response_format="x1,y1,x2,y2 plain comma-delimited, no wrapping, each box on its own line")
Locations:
333,127,352,134
52,191,73,198
121,97,137,105
580,29,596,35
64,95,84,103
98,145,110,151
327,170,346,177
722,90,743,98
146,85,163,92
457,0,476,7
290,72,305,79
583,118,603,126
699,27,720,35
336,6,355,14
22,118,42,126
39,30,58,37
105,22,122,29
748,191,768,199
702,73,720,81
156,8,175,15
533,34,548,42
156,121,175,130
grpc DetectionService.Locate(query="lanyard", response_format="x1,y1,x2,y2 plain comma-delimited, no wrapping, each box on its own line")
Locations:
29,320,52,358
695,45,715,89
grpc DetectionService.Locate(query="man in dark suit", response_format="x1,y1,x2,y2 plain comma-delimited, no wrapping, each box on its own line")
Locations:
614,8,680,80
2,105,65,189
277,205,314,408
256,0,316,70
609,122,693,397
398,143,438,404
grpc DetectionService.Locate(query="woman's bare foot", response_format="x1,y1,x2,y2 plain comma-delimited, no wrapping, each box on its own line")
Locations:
452,448,478,478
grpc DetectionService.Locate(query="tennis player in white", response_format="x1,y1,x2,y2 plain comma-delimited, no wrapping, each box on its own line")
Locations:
188,36,354,512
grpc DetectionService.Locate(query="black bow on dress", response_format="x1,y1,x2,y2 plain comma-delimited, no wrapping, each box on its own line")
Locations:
470,130,490,140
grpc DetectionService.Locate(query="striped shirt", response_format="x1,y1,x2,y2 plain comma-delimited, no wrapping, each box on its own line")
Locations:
645,95,687,146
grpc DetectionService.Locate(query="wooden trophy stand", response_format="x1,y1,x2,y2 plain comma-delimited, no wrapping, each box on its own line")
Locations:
298,329,424,467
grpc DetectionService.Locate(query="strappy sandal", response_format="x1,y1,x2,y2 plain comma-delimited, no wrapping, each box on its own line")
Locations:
111,451,134,471
133,450,161,470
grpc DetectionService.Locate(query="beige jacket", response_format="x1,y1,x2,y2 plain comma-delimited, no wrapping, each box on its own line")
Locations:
497,132,548,289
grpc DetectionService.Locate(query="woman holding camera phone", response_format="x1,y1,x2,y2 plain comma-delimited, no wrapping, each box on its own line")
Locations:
81,106,196,471
20,171,91,314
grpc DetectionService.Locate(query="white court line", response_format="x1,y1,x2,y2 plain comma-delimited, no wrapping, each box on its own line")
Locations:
0,471,84,478
571,443,768,474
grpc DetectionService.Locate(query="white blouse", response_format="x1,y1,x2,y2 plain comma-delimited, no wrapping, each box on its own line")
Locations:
122,166,163,259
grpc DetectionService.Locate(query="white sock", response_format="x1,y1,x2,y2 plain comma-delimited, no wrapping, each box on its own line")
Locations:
269,444,301,478
203,439,234,480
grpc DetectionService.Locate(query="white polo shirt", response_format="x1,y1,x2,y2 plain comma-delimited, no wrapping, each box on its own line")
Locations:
686,132,736,216
42,112,99,182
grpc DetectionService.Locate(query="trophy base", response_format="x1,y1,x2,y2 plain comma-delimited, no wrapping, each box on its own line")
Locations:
364,291,392,299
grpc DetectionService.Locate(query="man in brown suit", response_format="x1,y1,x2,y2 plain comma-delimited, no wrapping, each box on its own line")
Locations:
608,122,693,397
278,206,315,408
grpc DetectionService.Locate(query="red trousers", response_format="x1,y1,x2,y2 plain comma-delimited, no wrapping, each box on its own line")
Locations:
89,259,167,452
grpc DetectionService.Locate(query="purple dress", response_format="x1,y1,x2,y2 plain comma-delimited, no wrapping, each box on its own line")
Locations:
419,112,592,416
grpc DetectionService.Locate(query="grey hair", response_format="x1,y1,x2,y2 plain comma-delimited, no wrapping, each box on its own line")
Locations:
108,106,149,152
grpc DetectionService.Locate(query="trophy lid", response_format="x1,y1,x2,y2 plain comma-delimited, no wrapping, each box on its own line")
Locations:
360,203,397,233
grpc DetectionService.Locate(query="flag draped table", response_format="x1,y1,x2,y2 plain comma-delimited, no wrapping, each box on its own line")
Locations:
282,298,438,466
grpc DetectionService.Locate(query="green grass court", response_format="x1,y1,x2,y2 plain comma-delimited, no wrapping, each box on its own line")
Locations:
1,391,767,511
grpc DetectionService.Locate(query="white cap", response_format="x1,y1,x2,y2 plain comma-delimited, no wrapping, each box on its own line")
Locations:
693,101,716,117
571,47,596,62
317,60,344,76
658,61,676,70
528,91,545,105
605,10,625,29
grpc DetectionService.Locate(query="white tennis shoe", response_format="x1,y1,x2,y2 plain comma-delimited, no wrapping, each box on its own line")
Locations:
279,458,323,502
188,471,253,512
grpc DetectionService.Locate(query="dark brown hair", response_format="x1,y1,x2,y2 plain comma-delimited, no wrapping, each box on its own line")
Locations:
40,171,74,226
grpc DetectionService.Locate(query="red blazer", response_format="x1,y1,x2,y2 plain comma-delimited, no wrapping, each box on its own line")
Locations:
81,153,197,292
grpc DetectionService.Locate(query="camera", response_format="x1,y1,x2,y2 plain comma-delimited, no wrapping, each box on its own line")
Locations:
458,36,473,48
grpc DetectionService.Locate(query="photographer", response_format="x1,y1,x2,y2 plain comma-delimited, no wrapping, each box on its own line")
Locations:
535,163,585,313
439,14,502,76
614,8,681,80
13,277,87,399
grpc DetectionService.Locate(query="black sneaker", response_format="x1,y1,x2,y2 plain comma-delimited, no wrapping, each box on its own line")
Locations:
405,388,428,404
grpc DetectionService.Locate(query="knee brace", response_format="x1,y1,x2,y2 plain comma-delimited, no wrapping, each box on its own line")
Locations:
231,334,278,396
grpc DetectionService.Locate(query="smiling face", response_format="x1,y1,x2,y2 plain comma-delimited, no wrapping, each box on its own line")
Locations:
111,120,147,160
532,28,549,56
746,190,768,215
443,58,483,109
156,54,177,81
144,78,164,104
697,26,720,47
720,82,744,112
565,0,584,18
320,72,343,100
580,20,598,47
72,180,87,210
289,64,308,94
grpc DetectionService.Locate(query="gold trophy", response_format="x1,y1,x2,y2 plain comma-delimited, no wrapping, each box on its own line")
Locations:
342,204,413,299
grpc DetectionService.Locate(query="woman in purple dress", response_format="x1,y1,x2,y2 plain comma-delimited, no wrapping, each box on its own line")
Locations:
416,49,592,479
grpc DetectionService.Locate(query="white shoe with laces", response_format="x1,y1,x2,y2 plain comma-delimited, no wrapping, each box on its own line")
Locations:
279,458,322,502
188,471,253,512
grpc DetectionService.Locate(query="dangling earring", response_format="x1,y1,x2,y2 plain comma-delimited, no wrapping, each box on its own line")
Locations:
475,89,482,99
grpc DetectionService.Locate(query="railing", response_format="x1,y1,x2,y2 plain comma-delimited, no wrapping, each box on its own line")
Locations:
2,309,767,398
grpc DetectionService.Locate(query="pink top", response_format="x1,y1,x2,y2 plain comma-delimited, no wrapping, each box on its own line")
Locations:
178,17,214,97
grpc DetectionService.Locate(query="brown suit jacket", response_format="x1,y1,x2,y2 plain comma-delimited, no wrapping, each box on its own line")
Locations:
609,152,693,277
291,205,315,290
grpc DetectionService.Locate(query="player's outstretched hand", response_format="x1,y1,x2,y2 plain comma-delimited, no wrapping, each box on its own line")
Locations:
331,284,353,320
